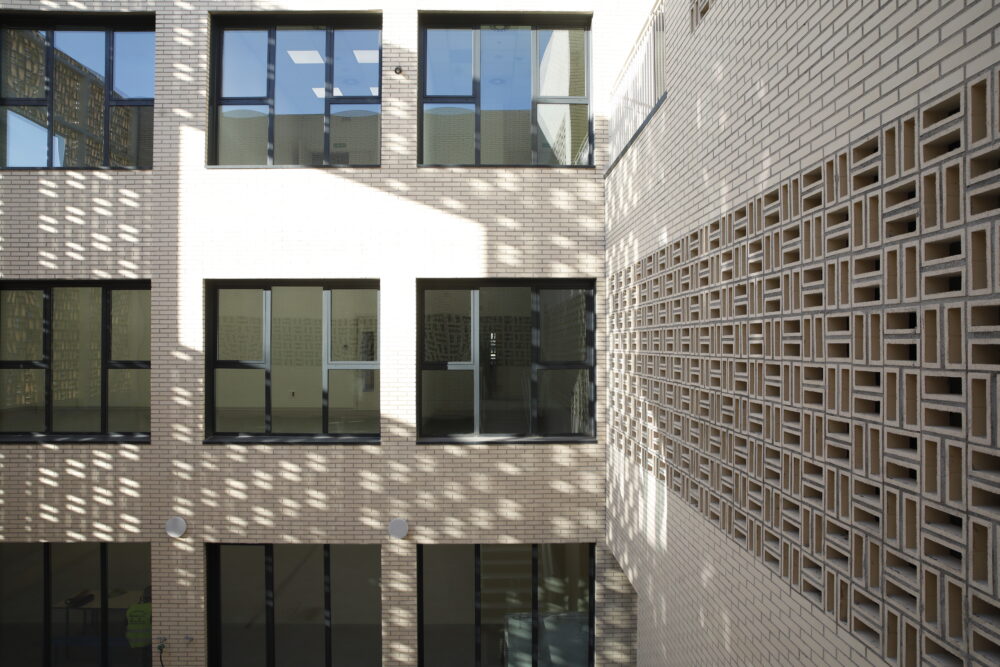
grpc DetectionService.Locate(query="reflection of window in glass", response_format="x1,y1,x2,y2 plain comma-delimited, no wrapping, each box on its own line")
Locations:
208,282,379,440
212,20,381,166
0,22,154,168
420,21,590,166
0,282,151,440
0,542,152,667
418,280,594,439
208,543,381,667
419,543,594,667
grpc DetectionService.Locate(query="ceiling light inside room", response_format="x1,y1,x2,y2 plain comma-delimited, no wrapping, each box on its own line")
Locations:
288,50,323,64
353,49,378,64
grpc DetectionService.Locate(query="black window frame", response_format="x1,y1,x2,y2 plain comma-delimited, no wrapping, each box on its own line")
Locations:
206,542,382,667
205,279,380,444
418,13,593,168
208,13,383,167
417,278,596,443
417,542,596,667
0,279,151,443
0,13,155,170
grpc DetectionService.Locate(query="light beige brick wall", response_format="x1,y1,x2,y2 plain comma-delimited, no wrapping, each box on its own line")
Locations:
0,1,641,664
606,0,1000,665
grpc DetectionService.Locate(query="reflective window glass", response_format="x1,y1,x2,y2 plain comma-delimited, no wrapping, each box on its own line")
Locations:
331,545,380,666
420,545,475,667
1,106,48,167
108,369,150,433
331,289,378,361
537,103,590,166
538,368,590,436
480,544,533,667
221,30,268,98
480,27,532,165
424,290,471,362
107,543,152,666
425,29,473,96
113,31,155,98
218,545,267,667
109,104,154,169
0,369,45,432
274,545,325,667
50,543,102,667
1,29,46,98
0,544,44,666
334,30,381,97
539,289,588,362
217,105,269,166
271,286,323,434
52,31,106,169
0,289,43,361
329,369,379,434
538,30,586,97
112,289,151,361
421,370,474,436
330,104,380,165
52,287,102,432
538,543,590,666
274,30,325,166
479,287,531,434
217,289,264,360
422,103,474,165
215,368,265,433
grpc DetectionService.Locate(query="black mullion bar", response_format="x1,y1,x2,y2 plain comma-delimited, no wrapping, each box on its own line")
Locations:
474,544,482,667
0,98,48,106
585,288,596,435
529,288,540,435
100,287,110,434
103,30,112,166
530,29,538,166
265,544,276,667
43,287,54,431
588,543,596,667
263,289,273,433
266,28,277,165
321,290,330,434
416,545,424,667
43,543,52,667
100,543,109,667
324,28,333,166
45,30,54,167
585,30,594,166
324,545,333,667
472,29,481,165
531,544,539,667
207,545,221,667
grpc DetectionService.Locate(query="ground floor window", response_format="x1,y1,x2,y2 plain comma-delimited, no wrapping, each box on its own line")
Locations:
206,543,380,667
418,543,594,667
0,542,152,667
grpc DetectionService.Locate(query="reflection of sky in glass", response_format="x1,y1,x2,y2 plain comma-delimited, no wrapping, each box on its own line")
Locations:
54,31,105,78
333,30,380,97
5,110,47,167
52,134,67,167
481,28,530,111
276,30,325,114
222,30,267,98
113,32,155,98
425,30,472,96
330,104,380,120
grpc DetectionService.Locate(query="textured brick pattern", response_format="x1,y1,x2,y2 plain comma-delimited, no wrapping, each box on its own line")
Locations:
606,0,1000,662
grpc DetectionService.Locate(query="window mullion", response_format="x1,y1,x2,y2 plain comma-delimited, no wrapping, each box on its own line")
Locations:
322,289,331,434
266,28,277,166
100,286,110,434
324,28,333,166
473,29,481,165
530,28,539,166
45,30,54,167
263,289,273,434
471,289,481,435
103,29,113,167
43,287,53,432
529,288,540,436
265,544,276,667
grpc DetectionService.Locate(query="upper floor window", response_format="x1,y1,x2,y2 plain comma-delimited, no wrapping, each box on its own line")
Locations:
206,281,379,442
419,15,591,167
0,281,151,442
210,16,381,166
0,16,154,168
418,280,595,441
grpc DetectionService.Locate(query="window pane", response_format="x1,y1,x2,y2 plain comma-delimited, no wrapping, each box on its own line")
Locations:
217,105,268,165
0,544,44,666
274,30,325,166
0,289,43,360
107,543,152,667
0,369,45,432
537,104,590,166
52,287,102,432
420,545,475,667
425,29,473,96
108,369,150,433
331,289,378,361
539,289,588,362
424,290,471,362
2,106,48,167
538,544,590,666
1,29,46,98
53,31,106,168
111,289,151,361
109,105,153,169
538,30,586,97
215,369,265,433
274,545,325,667
422,103,474,165
218,545,266,667
113,32,155,98
271,286,322,433
217,289,264,360
330,104,380,165
333,30,380,97
329,370,379,434
421,370,473,436
479,287,530,434
331,545,380,667
480,544,532,667
538,369,590,436
50,543,101,667
480,27,531,166
222,30,268,98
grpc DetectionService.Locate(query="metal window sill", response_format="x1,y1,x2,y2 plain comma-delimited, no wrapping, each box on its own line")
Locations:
204,435,380,445
0,433,150,444
417,436,597,445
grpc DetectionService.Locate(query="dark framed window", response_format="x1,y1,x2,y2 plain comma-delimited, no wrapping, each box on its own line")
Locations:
207,543,381,667
0,14,154,169
206,281,379,443
419,14,591,167
418,279,595,441
0,281,151,442
0,542,152,667
209,15,381,166
418,543,595,667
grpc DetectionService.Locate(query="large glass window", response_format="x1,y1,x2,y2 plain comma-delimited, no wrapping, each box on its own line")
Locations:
0,542,152,667
419,543,594,667
207,543,380,667
419,18,590,166
211,18,381,166
0,18,154,168
0,282,151,441
207,281,379,441
418,280,594,440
